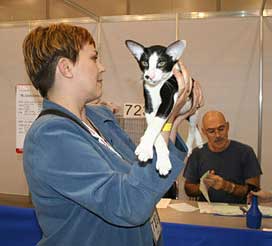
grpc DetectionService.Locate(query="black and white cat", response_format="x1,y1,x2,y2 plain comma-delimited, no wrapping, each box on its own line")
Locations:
125,40,203,175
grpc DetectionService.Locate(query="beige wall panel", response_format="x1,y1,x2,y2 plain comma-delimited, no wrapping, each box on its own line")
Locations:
0,0,46,21
221,0,262,11
80,0,127,16
128,0,217,14
49,0,127,18
0,1,271,23
173,0,217,12
0,0,127,22
127,0,173,14
49,0,85,19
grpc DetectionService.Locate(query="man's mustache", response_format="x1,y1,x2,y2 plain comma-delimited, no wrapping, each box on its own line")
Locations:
214,137,224,143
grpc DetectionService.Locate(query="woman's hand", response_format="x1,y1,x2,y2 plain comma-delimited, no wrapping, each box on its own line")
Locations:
169,62,192,121
173,80,203,127
248,190,272,203
168,62,204,142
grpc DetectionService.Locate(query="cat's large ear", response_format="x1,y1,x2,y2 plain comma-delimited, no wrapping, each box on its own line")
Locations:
125,40,144,61
166,40,186,61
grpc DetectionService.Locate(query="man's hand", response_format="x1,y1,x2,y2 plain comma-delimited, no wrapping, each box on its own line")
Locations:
203,170,225,190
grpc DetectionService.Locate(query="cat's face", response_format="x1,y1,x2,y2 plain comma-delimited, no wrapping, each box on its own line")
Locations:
126,40,186,86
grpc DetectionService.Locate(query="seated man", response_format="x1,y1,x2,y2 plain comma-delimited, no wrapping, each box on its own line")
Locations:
183,110,262,204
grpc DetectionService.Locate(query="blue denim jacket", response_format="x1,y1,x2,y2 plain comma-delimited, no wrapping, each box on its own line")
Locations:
23,99,187,246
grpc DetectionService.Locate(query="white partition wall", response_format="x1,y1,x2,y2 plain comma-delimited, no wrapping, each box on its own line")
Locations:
180,17,260,151
0,11,271,195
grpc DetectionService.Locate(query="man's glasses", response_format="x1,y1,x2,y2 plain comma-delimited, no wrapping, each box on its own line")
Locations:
205,122,228,135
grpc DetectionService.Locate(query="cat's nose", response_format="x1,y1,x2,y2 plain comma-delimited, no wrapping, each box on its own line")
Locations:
144,75,150,80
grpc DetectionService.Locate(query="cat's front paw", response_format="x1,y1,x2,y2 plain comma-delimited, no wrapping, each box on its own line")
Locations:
135,142,153,162
156,156,172,176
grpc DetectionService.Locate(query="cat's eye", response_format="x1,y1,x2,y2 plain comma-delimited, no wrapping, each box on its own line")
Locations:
158,61,166,67
141,61,148,67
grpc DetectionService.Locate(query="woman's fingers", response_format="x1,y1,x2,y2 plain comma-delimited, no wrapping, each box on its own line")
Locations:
194,80,204,108
173,61,191,95
178,61,190,85
173,68,186,94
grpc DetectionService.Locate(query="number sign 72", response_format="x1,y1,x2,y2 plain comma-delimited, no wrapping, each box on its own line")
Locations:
123,103,145,118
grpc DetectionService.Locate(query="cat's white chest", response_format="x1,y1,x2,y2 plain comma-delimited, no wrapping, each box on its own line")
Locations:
145,83,163,114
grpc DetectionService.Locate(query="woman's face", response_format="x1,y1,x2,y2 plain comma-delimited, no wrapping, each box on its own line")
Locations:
73,43,105,102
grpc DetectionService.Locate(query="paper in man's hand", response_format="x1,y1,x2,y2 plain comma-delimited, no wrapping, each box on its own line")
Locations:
199,170,210,203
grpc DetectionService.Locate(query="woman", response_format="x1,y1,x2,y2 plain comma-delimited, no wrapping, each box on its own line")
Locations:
22,23,202,246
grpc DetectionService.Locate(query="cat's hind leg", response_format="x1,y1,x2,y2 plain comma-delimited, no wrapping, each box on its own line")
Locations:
194,125,204,149
154,134,171,176
186,112,203,156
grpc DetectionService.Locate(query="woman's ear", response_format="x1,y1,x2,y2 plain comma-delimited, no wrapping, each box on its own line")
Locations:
57,58,73,78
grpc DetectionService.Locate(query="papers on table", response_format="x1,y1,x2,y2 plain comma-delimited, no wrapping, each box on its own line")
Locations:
156,198,171,208
198,202,272,217
156,199,198,212
156,199,272,217
168,203,199,212
259,205,272,217
198,202,243,216
199,170,211,203
198,202,222,213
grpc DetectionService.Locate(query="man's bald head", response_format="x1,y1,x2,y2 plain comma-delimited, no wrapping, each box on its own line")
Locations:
202,111,227,129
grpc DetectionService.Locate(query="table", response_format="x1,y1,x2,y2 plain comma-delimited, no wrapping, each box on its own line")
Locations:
158,200,272,246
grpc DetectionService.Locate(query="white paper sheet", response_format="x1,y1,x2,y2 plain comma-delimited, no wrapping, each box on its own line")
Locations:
199,170,210,203
169,203,199,212
212,204,244,215
198,202,242,215
197,202,214,213
156,198,171,208
198,202,272,217
259,205,272,217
